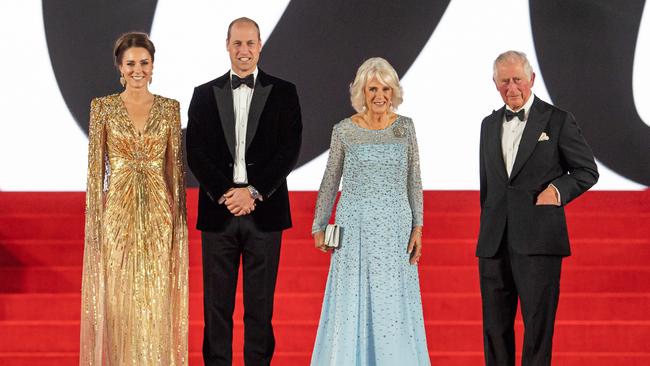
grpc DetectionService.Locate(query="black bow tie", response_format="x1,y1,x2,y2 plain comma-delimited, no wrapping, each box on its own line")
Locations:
505,109,526,122
231,74,254,89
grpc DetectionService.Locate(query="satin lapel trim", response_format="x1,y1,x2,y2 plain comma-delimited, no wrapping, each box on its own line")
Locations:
246,82,272,151
213,84,236,159
508,99,551,181
487,109,508,182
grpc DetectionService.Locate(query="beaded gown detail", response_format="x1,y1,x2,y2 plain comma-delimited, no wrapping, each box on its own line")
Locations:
311,116,430,365
80,94,188,365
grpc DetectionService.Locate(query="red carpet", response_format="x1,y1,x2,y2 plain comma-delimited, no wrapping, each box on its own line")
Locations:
1,190,648,365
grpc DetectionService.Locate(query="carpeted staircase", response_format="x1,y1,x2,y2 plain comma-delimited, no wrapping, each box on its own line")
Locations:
1,190,648,365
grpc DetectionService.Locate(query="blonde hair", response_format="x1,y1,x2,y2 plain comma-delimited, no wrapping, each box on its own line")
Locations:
349,57,403,113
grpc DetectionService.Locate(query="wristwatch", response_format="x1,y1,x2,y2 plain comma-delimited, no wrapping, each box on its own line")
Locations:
247,185,262,201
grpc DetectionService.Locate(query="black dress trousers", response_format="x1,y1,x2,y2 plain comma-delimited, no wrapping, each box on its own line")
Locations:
201,215,282,366
479,233,563,366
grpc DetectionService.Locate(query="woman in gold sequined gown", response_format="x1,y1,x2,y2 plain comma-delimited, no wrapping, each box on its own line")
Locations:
80,33,188,365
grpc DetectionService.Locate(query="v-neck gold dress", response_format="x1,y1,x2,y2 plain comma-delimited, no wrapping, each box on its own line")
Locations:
80,94,188,365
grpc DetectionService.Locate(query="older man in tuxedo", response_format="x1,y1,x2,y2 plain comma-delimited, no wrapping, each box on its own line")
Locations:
477,50,598,366
186,17,302,366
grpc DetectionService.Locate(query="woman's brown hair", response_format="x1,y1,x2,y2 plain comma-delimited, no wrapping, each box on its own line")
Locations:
113,32,155,67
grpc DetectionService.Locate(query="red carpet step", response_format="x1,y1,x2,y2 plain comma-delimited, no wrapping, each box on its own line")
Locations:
3,238,649,267
1,212,647,240
3,352,650,366
3,293,650,322
2,265,650,294
2,320,650,353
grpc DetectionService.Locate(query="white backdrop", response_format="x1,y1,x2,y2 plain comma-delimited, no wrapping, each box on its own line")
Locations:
0,0,647,191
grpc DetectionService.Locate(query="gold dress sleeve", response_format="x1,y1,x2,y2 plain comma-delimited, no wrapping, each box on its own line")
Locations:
166,100,189,364
80,98,107,365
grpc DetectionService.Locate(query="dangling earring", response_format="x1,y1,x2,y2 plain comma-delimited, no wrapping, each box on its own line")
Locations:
149,76,153,85
120,74,126,88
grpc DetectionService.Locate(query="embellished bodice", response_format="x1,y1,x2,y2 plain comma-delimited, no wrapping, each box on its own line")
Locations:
312,116,423,233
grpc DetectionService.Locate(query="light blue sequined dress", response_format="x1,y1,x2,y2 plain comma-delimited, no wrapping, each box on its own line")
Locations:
311,116,430,366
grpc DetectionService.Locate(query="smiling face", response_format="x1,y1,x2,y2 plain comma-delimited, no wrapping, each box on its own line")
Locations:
364,77,393,115
118,47,153,90
494,59,535,110
226,21,261,76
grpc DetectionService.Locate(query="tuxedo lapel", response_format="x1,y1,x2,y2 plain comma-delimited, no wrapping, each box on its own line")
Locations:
246,70,273,151
509,97,551,181
212,72,236,159
487,108,508,182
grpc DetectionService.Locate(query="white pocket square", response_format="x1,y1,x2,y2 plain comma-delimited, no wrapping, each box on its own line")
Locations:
538,132,550,142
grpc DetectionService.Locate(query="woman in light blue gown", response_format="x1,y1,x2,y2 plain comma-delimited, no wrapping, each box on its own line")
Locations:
311,57,430,366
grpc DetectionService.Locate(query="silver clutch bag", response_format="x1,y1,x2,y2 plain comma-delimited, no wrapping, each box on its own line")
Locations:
324,224,340,248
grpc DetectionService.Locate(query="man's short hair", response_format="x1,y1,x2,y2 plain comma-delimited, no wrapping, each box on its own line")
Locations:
227,17,261,41
493,50,534,80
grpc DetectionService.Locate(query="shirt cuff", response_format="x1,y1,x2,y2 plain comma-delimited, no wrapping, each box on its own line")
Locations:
218,188,232,204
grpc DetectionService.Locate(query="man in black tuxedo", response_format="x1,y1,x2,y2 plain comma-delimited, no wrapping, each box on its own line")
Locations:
477,50,598,366
186,17,302,366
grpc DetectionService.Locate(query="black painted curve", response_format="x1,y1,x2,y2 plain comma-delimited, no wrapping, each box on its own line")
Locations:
43,0,158,133
43,1,449,186
531,0,649,185
260,0,451,167
40,1,203,184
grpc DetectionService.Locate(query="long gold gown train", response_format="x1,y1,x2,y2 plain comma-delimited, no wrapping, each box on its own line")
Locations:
80,94,188,365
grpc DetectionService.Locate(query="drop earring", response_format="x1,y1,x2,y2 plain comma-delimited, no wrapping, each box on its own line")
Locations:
120,74,126,88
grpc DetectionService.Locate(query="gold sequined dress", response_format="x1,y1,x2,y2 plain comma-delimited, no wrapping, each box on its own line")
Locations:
80,94,188,365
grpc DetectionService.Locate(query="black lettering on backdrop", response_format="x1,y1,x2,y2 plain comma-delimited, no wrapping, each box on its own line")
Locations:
43,0,449,186
531,0,649,185
43,1,649,186
43,0,158,134
259,0,451,167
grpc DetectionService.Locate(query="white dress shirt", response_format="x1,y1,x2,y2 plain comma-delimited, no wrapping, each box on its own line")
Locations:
501,94,561,203
501,93,535,177
230,68,258,184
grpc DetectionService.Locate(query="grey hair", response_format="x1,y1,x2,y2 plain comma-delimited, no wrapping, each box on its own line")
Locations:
349,57,403,113
493,50,534,80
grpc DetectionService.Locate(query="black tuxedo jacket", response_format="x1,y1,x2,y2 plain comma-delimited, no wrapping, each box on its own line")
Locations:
477,96,598,257
186,69,302,232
